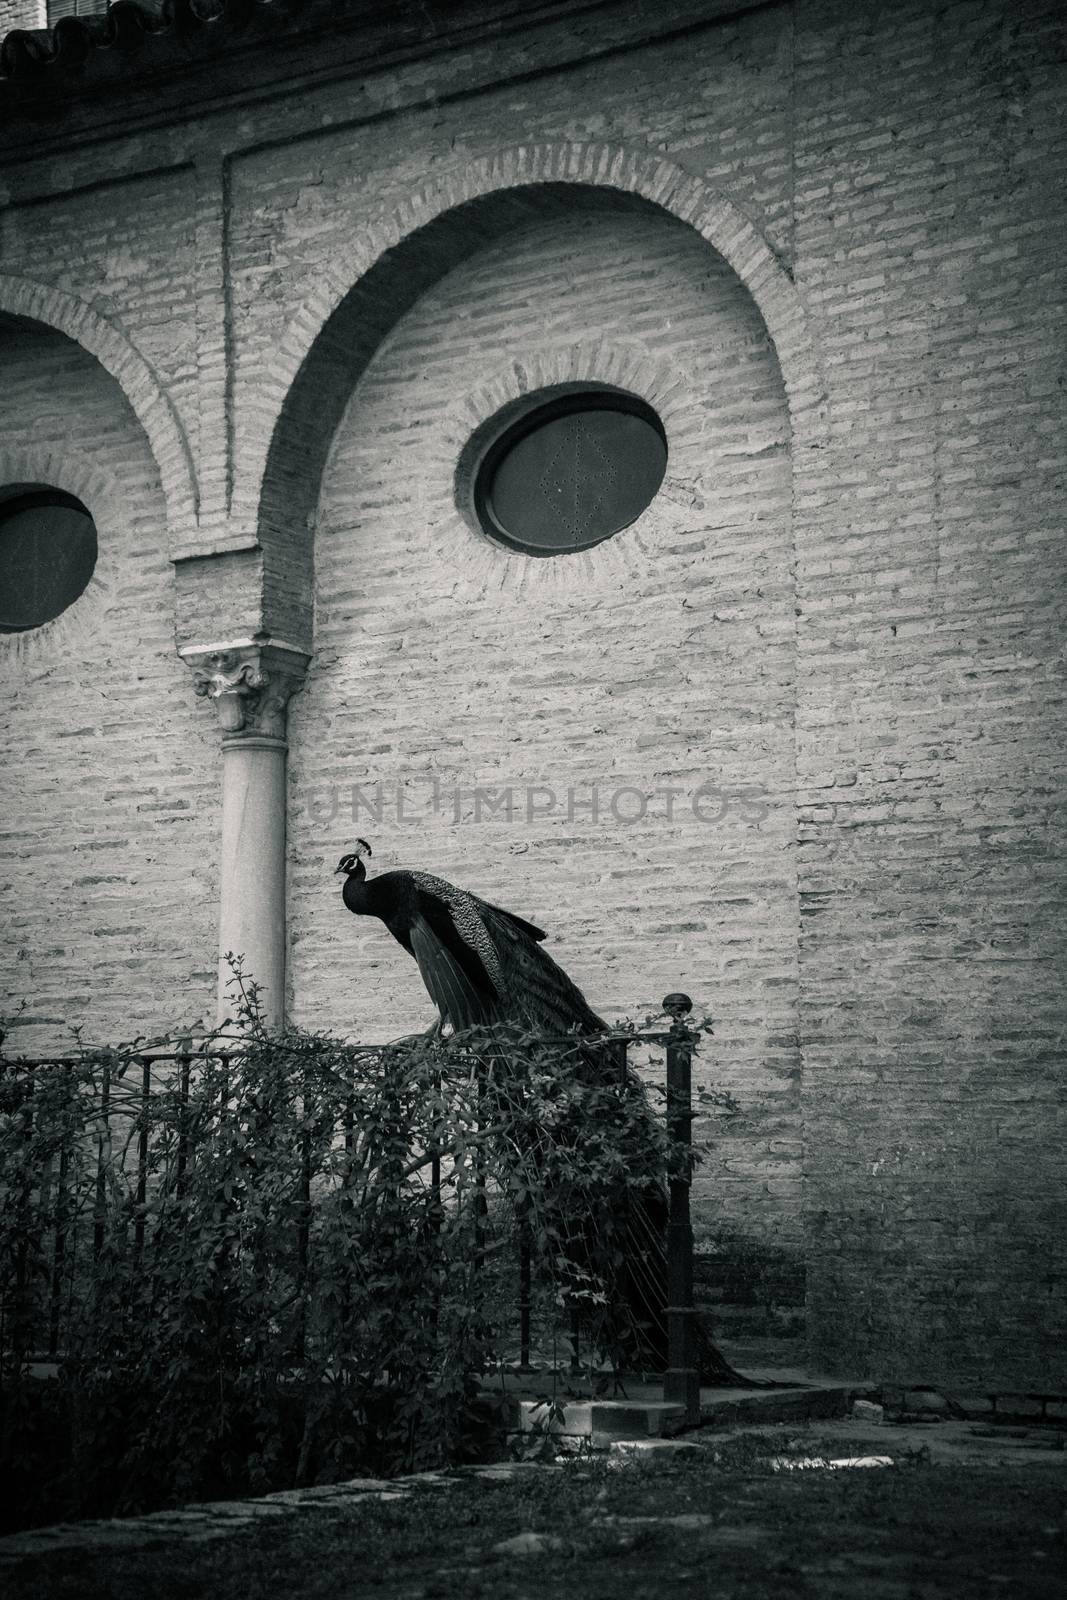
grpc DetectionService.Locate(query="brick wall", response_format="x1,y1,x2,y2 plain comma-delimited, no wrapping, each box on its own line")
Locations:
225,0,796,572
0,0,1063,1384
0,0,43,33
1,167,200,501
286,198,800,1270
790,0,1067,1388
0,315,219,1052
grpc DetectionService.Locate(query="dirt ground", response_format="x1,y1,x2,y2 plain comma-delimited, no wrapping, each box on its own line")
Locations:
2,1418,1064,1599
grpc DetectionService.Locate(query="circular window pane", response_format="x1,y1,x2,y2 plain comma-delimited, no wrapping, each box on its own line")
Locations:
475,393,667,555
0,491,97,633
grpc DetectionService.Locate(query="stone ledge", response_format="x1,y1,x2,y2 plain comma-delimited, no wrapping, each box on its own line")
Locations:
490,1370,874,1448
510,1397,687,1446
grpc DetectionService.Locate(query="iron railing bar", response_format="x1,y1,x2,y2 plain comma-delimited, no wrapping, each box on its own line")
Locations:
517,1216,533,1373
92,1061,111,1262
2,1028,676,1071
47,1063,73,1359
294,1086,312,1364
1,1050,239,1069
13,1069,34,1363
134,1057,151,1256
662,994,700,1425
176,1043,192,1202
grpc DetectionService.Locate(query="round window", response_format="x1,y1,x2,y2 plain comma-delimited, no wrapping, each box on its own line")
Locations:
473,391,667,555
0,489,97,634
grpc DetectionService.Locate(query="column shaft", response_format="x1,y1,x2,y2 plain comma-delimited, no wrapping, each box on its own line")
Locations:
183,640,309,1032
218,733,288,1027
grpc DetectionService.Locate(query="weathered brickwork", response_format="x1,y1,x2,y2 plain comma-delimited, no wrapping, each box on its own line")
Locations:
287,201,798,1259
225,5,798,564
0,272,198,542
1,167,200,472
788,0,1067,1388
0,0,41,34
0,0,1063,1385
0,316,219,1049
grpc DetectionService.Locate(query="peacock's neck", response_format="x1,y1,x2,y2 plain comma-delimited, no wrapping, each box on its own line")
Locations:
342,864,370,915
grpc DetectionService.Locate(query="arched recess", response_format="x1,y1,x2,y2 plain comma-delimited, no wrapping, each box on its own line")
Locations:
0,310,218,1052
286,184,802,1266
0,274,198,543
243,142,826,649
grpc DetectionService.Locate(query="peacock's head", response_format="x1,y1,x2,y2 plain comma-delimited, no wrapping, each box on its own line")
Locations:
335,839,373,875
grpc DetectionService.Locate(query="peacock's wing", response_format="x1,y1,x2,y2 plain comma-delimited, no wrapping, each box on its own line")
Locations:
475,899,547,943
477,903,607,1035
405,879,503,1028
407,872,506,993
408,910,496,1029
402,870,602,1035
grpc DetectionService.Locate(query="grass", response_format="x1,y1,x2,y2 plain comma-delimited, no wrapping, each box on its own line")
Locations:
2,1431,1064,1599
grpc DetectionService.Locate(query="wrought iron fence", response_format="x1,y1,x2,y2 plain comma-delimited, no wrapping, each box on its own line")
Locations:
0,996,699,1420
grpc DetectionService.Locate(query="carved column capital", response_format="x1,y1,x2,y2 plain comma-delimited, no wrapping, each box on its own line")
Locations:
182,640,310,740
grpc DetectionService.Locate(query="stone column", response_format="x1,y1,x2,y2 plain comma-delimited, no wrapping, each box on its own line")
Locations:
183,641,309,1029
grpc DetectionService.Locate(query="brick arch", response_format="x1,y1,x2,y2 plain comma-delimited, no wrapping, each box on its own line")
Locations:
248,142,825,647
0,274,198,542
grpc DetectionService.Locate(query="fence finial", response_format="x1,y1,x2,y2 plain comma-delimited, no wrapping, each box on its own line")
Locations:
662,992,692,1021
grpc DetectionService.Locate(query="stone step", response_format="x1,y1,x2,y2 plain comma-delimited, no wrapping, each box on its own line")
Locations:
490,1370,872,1447
510,1398,687,1449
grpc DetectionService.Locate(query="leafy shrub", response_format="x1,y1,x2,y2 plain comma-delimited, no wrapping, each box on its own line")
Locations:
0,987,691,1527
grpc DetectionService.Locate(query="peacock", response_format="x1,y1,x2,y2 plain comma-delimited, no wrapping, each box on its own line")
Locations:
335,839,752,1384
335,838,604,1037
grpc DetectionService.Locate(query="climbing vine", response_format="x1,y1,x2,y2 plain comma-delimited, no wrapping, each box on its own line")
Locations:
0,986,698,1527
